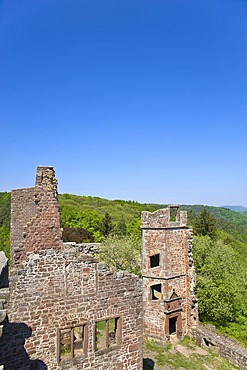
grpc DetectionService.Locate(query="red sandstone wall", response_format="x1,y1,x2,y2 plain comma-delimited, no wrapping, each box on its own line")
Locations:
10,166,63,266
1,166,143,370
6,248,142,369
141,206,198,342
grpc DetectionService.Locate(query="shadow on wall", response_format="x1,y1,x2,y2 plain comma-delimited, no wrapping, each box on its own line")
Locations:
143,358,155,370
0,317,47,370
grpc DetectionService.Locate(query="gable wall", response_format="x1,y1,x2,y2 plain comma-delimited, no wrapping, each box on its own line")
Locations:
0,166,143,370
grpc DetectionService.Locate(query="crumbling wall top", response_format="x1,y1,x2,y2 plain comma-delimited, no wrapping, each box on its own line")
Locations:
141,205,187,229
11,166,63,265
35,166,58,197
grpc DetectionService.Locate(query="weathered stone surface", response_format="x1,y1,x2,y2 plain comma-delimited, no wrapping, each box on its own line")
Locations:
63,242,100,256
0,166,143,370
0,288,7,370
10,166,63,266
3,165,245,370
141,205,198,342
190,324,247,370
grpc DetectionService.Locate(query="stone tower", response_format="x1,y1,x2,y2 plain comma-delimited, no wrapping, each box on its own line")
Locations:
141,205,198,341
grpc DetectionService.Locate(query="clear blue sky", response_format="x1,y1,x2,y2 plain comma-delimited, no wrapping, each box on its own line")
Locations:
0,0,246,206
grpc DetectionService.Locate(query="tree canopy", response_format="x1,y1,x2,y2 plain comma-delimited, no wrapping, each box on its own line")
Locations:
193,235,247,342
193,209,217,239
98,234,141,276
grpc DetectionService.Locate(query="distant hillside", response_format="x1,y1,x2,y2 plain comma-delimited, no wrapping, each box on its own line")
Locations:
58,194,247,228
222,205,247,213
1,191,247,256
59,193,163,223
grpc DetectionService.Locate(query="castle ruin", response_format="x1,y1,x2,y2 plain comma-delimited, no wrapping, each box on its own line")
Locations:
0,166,199,369
0,167,143,369
141,207,198,341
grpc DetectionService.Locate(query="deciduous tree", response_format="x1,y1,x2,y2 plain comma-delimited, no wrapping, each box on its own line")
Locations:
98,235,141,276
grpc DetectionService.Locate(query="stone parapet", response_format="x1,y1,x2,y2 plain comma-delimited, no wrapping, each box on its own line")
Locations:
141,206,187,229
190,324,247,370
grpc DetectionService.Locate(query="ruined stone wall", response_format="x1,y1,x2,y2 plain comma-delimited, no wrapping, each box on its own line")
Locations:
3,248,142,370
10,166,63,266
0,166,143,370
0,289,8,370
141,206,198,342
63,242,100,256
190,325,247,370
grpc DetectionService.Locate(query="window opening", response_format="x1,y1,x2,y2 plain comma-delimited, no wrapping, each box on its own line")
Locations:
74,326,85,356
60,328,72,359
169,207,180,222
169,317,177,335
150,254,160,268
151,284,162,300
58,324,87,363
95,317,121,351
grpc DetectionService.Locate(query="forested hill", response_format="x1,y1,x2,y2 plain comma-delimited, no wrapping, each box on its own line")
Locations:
1,191,247,345
59,193,247,227
58,193,247,242
1,191,247,255
0,192,247,244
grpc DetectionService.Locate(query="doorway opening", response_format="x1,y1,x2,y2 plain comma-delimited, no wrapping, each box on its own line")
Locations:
169,317,177,335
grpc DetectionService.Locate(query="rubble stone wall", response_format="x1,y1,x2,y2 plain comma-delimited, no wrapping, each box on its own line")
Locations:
0,166,143,370
11,166,63,266
190,325,247,370
3,248,142,370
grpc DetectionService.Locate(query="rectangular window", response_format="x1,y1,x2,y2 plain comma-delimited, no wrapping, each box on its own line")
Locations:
95,317,121,352
150,254,160,268
57,323,88,363
151,284,162,300
169,206,180,222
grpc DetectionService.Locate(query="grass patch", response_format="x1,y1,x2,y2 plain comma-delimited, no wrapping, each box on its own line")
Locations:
144,339,172,354
179,334,197,350
143,338,239,370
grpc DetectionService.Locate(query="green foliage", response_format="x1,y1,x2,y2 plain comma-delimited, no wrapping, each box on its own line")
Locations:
0,192,11,228
98,234,141,276
0,225,10,260
185,204,247,244
59,205,103,242
193,236,247,332
218,316,247,345
99,212,113,237
114,217,127,236
1,190,247,344
216,229,247,265
193,209,217,239
143,338,238,370
0,192,11,259
126,217,141,237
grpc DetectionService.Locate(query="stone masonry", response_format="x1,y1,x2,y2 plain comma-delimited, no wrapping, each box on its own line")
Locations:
190,324,247,370
0,166,143,370
141,206,198,341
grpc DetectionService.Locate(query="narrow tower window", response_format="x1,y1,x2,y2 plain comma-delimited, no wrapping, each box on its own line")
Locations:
150,284,162,300
169,206,180,222
150,254,160,268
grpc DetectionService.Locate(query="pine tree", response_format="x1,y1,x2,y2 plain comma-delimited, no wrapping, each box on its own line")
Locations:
193,209,216,239
100,212,113,237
